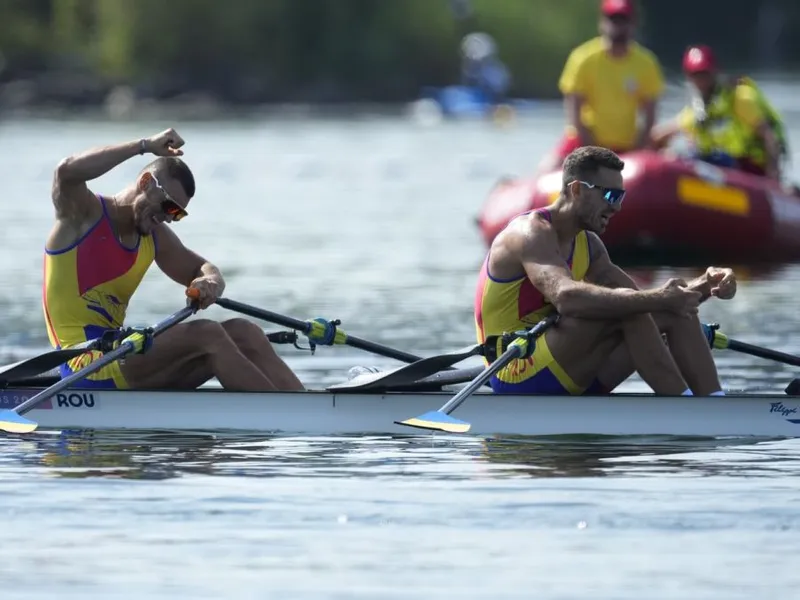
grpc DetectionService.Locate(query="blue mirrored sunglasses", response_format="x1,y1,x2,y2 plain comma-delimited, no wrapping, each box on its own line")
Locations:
575,180,626,205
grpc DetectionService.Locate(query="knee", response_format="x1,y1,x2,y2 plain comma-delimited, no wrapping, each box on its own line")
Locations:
558,315,622,338
650,310,698,334
188,319,232,352
221,318,270,348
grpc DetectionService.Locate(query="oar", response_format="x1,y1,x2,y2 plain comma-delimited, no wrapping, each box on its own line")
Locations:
214,297,424,364
0,306,196,435
708,326,800,367
327,343,485,392
395,314,559,434
0,338,103,385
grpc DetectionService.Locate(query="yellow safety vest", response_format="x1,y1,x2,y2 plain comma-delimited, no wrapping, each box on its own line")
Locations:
688,77,787,167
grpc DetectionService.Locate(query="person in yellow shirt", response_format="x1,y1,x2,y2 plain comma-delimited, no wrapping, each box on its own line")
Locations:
537,0,664,173
651,45,787,182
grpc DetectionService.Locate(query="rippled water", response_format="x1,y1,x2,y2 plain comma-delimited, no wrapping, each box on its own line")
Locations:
1,432,799,599
3,88,800,597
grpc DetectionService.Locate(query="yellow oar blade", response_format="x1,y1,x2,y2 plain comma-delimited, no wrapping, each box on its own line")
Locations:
0,410,39,434
395,411,471,434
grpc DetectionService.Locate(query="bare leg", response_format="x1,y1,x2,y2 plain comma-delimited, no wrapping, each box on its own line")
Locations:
595,312,723,395
618,314,691,394
121,319,285,392
220,318,304,391
659,313,722,394
545,314,689,395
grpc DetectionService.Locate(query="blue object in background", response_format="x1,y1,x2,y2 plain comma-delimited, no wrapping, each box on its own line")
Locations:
418,85,539,118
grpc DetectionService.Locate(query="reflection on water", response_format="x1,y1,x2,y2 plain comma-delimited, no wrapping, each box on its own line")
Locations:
3,429,798,482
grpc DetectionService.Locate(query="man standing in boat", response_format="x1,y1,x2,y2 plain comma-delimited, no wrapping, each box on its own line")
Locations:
475,145,737,396
537,0,664,173
650,45,788,183
43,129,305,392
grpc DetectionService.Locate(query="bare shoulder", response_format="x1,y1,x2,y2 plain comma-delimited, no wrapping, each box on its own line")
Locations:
489,212,556,279
45,194,103,252
51,159,102,223
585,231,610,263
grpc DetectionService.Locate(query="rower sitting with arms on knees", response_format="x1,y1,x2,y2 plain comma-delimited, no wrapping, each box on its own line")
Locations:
474,145,738,396
651,45,788,182
44,128,304,392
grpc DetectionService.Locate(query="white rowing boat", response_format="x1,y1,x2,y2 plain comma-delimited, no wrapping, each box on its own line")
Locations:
2,385,799,437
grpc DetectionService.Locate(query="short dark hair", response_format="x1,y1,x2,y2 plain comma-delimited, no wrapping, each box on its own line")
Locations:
562,146,624,193
142,157,196,198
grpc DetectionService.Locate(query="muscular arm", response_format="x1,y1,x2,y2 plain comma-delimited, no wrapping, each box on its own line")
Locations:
585,232,640,290
52,139,144,221
517,223,664,318
154,224,226,292
587,232,721,304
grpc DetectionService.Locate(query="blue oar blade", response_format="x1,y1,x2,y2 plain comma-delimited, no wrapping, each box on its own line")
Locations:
395,410,471,434
0,410,38,434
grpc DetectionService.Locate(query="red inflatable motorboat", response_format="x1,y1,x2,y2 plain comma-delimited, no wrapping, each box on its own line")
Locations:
476,149,800,265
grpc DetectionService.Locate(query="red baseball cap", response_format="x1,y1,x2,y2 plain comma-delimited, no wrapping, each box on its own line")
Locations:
683,45,717,73
601,0,634,17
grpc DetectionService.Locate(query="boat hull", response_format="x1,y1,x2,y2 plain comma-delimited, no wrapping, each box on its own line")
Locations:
2,386,800,438
476,150,800,265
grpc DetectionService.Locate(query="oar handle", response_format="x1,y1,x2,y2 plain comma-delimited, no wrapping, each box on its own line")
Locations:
214,297,424,364
12,306,196,417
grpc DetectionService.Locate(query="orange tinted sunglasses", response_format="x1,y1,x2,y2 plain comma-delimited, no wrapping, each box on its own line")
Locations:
151,174,189,221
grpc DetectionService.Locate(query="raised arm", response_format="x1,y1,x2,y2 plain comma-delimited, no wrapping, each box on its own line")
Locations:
52,129,185,222
516,224,694,318
52,140,144,222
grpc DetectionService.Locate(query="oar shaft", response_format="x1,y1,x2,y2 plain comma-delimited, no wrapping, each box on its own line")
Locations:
437,343,522,416
12,306,195,417
215,298,424,364
216,298,309,331
433,313,559,415
14,343,131,416
726,338,800,367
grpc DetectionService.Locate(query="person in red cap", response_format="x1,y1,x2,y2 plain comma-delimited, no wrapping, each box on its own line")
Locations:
537,0,664,173
651,45,788,181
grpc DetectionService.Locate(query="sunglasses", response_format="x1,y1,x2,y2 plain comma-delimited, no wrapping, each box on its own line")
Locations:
151,174,189,221
575,180,626,205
